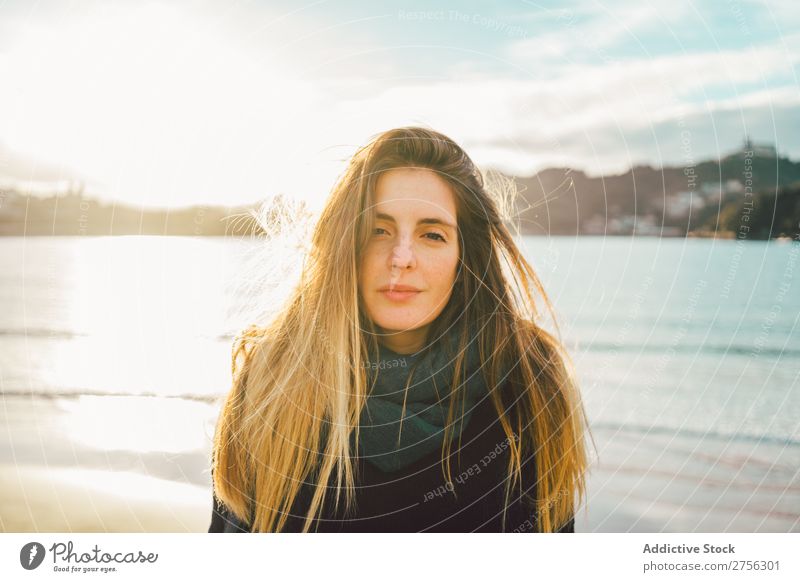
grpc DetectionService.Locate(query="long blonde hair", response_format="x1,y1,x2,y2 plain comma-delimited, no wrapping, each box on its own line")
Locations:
212,126,593,532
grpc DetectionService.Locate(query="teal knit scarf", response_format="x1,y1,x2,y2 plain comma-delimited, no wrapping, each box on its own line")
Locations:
352,324,491,473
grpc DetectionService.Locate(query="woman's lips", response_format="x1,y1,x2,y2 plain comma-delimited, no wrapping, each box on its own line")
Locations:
380,289,421,302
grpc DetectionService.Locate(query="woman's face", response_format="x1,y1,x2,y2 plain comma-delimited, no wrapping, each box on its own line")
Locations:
359,167,460,354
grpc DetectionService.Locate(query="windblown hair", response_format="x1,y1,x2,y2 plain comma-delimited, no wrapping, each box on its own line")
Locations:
212,126,592,532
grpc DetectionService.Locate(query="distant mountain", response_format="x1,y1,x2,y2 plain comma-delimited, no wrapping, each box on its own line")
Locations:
697,181,800,240
0,190,308,236
1,147,798,240
511,149,800,239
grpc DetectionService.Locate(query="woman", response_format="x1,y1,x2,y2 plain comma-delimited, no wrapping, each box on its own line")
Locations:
208,126,591,533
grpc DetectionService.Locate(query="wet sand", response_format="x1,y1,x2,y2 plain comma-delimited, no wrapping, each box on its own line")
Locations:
581,427,800,532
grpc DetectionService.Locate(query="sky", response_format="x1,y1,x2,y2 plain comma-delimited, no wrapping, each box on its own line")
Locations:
0,0,798,210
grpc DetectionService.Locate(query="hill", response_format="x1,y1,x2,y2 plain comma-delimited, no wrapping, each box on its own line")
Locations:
512,150,800,239
1,148,798,240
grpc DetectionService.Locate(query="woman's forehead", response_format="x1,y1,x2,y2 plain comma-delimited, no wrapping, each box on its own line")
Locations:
372,168,457,219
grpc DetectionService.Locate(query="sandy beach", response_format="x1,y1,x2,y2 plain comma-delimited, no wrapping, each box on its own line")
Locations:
0,394,216,532
1,393,797,533
0,465,209,532
582,427,800,532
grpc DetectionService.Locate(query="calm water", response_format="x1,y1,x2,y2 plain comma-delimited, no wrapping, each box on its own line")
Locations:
1,235,798,444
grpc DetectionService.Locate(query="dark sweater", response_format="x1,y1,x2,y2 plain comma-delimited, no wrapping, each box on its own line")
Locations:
208,394,575,533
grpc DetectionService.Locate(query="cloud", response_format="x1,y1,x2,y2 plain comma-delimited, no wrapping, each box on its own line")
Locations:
0,2,325,206
0,1,798,208
321,34,800,177
506,0,693,66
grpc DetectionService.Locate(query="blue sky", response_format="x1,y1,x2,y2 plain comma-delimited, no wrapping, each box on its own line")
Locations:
0,0,798,208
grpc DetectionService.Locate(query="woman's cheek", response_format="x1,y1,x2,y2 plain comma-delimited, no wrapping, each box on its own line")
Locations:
432,248,459,281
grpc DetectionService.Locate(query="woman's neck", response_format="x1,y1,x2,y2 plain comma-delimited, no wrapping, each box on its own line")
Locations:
377,324,430,354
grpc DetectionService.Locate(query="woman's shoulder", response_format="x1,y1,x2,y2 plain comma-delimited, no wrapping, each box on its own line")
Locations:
208,492,250,533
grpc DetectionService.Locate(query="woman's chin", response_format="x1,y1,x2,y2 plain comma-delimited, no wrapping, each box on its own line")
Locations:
374,319,428,334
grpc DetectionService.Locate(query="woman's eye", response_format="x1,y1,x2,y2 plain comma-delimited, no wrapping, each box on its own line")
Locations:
373,228,445,242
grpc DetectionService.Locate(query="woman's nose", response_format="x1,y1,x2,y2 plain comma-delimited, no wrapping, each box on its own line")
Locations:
390,242,414,270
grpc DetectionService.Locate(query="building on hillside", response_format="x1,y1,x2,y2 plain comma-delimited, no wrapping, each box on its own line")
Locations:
741,135,777,158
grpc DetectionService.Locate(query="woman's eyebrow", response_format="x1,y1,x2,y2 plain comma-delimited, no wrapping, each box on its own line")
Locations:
375,212,456,231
